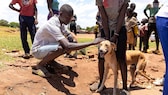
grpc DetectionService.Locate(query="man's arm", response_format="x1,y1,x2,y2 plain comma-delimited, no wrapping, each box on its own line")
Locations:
116,1,129,34
144,9,149,19
47,0,54,16
111,1,129,42
9,3,20,12
144,4,150,19
34,4,38,24
98,6,110,40
59,38,103,52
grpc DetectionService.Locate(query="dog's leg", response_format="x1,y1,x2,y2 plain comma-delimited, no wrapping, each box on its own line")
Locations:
130,64,136,87
137,60,153,80
96,62,109,92
111,63,118,95
138,70,153,80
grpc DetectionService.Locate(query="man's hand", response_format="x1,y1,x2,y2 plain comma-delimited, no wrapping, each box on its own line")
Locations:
92,38,105,45
110,35,118,44
34,19,38,25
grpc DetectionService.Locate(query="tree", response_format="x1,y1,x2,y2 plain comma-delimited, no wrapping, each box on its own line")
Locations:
9,22,19,28
0,19,9,26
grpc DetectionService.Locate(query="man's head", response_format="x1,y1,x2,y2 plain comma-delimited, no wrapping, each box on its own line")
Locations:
153,0,159,8
141,18,148,24
59,4,74,25
126,8,133,17
130,3,136,11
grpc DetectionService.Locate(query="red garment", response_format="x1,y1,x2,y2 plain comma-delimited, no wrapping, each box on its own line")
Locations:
10,0,37,16
139,24,148,37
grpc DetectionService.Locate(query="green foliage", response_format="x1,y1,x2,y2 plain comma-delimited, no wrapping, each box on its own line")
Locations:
0,19,19,28
9,22,19,28
0,19,9,26
86,27,92,32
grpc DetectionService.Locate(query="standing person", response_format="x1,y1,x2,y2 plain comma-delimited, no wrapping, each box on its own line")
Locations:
47,0,59,20
125,8,138,50
90,0,130,94
139,18,148,51
70,15,77,35
130,3,139,50
156,2,168,95
31,4,103,77
9,0,38,59
93,22,99,38
130,3,137,16
143,0,160,54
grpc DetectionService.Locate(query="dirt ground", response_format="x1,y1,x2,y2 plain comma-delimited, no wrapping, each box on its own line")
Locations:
0,34,165,95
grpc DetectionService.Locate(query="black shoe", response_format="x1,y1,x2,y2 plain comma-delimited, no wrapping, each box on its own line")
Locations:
22,53,30,59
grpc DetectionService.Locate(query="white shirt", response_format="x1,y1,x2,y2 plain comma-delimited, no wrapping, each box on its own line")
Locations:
32,15,70,53
156,2,168,18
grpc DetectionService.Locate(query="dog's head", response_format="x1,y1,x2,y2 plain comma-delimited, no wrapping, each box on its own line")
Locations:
99,40,116,58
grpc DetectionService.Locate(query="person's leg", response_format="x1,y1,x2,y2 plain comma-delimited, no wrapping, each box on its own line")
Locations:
128,44,131,50
74,26,77,35
142,38,145,52
117,26,128,90
89,43,105,91
154,23,159,51
156,17,168,95
139,37,142,51
19,15,29,54
144,23,152,51
98,55,105,87
32,45,71,77
38,47,65,67
27,16,36,44
143,31,148,53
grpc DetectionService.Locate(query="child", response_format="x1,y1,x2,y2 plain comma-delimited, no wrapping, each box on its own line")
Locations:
139,18,148,52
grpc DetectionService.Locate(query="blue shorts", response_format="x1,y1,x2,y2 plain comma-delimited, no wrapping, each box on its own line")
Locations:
156,16,168,95
32,44,59,59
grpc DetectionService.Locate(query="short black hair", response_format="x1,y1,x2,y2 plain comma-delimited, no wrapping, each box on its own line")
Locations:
60,4,73,16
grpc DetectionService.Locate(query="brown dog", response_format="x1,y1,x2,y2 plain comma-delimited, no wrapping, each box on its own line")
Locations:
126,50,152,87
96,40,118,95
96,40,151,93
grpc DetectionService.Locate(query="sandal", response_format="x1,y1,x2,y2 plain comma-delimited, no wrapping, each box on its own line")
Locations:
32,66,53,78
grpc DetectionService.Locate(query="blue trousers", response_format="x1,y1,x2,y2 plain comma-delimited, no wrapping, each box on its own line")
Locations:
156,16,168,95
19,15,36,54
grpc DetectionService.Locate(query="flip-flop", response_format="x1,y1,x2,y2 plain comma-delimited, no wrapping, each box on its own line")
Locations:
32,66,53,78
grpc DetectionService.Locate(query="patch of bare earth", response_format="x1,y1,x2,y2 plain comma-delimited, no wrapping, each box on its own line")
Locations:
0,34,164,95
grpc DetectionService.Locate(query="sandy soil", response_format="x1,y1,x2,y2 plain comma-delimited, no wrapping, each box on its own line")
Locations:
0,34,165,95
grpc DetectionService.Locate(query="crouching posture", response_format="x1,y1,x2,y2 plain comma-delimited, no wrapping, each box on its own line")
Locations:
31,4,103,77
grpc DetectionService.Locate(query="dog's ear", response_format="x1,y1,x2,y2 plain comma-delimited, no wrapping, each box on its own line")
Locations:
111,42,117,51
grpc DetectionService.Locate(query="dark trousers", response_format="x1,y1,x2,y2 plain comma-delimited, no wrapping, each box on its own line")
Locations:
70,26,77,35
19,15,36,54
139,36,145,51
144,23,159,51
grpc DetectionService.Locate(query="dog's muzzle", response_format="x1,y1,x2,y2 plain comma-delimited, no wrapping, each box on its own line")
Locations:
99,49,108,58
